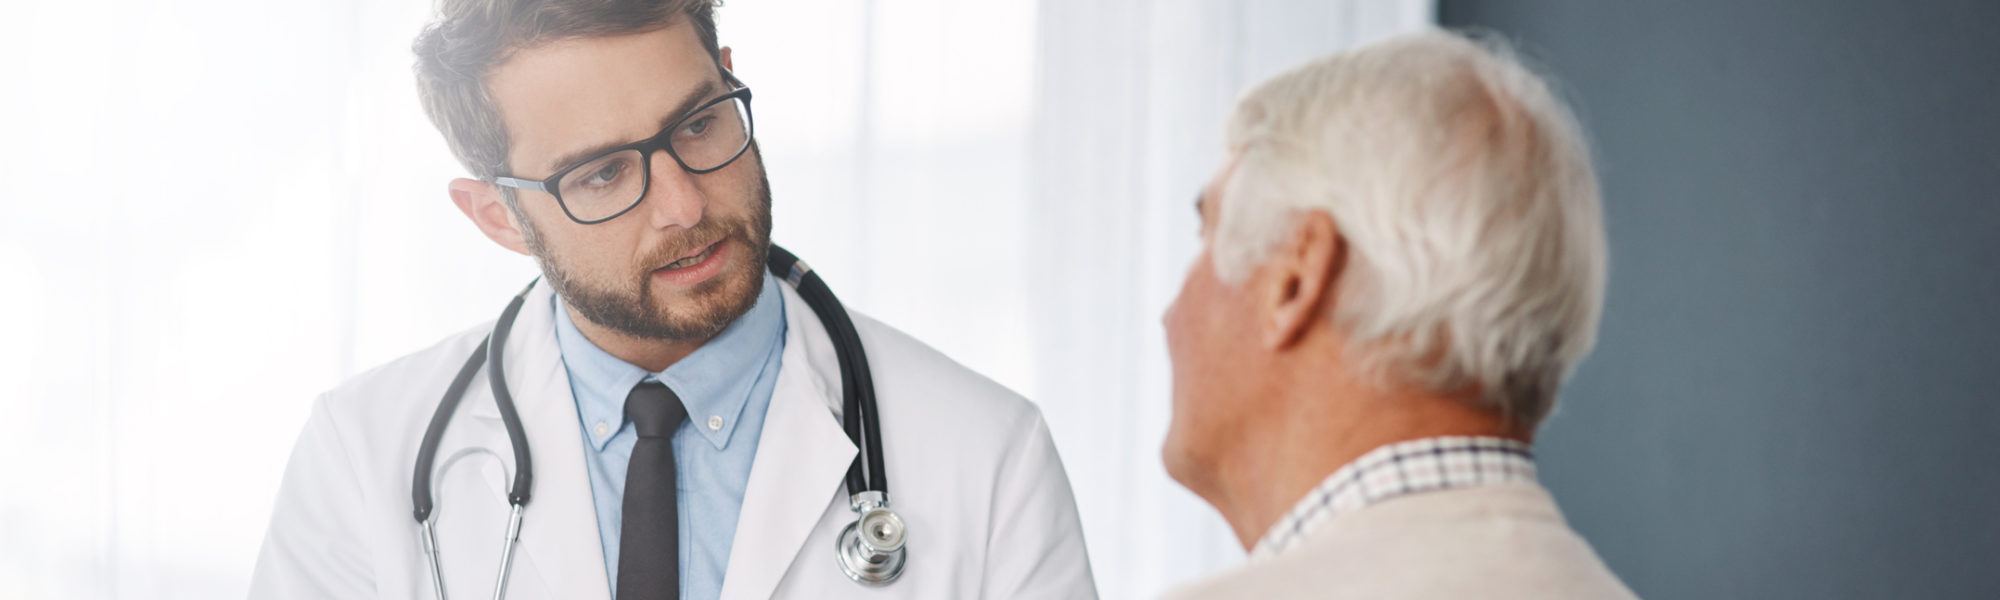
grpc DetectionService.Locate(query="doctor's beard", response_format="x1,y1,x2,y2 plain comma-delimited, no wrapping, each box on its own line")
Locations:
517,172,774,343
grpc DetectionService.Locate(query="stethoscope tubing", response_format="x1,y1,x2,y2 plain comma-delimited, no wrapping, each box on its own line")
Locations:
766,245,887,496
411,278,540,525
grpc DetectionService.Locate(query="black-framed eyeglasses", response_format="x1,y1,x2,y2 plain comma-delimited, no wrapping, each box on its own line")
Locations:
493,82,755,225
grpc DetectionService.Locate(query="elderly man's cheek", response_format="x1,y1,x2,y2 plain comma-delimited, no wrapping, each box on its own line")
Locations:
1163,271,1202,352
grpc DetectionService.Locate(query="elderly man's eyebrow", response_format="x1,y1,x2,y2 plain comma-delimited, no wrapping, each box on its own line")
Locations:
540,78,721,176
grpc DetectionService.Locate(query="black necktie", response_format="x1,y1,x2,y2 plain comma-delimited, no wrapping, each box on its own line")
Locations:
618,380,685,600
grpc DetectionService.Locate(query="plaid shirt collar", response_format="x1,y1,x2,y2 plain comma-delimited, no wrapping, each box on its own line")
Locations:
1251,436,1538,558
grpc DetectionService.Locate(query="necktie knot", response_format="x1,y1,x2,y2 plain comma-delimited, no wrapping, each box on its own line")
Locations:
625,381,687,439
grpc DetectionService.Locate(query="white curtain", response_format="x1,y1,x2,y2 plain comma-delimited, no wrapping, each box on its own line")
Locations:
0,1,1425,597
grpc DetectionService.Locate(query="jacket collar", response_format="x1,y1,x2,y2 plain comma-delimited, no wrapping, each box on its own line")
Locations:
470,278,615,599
717,279,856,600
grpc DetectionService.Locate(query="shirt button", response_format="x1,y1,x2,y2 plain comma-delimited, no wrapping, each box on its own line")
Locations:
593,421,610,437
707,416,724,431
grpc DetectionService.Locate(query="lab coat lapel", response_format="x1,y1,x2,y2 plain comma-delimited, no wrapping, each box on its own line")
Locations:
718,284,858,600
469,280,614,600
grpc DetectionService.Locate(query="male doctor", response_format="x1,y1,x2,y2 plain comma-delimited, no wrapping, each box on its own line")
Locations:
249,0,1096,598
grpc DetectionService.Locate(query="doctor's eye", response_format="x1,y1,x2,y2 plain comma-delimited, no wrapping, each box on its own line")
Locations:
571,153,640,190
678,114,716,139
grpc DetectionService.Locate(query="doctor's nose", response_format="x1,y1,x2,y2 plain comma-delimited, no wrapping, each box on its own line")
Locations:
642,150,707,230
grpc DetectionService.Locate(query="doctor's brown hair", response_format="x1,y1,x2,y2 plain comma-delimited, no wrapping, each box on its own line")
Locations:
412,0,724,182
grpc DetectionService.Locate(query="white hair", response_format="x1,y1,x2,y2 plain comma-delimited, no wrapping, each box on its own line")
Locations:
1213,29,1606,429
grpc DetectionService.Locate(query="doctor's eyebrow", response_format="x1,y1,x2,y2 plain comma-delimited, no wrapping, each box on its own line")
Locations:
539,78,722,176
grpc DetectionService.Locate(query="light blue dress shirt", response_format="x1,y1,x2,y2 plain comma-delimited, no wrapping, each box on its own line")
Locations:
552,273,787,599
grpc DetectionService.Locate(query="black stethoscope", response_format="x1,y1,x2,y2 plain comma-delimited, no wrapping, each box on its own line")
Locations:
409,245,906,599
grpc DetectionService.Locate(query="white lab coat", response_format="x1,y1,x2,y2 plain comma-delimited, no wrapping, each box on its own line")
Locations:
250,280,1098,599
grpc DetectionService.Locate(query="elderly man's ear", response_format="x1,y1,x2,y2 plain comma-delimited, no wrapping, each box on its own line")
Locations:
1260,211,1345,349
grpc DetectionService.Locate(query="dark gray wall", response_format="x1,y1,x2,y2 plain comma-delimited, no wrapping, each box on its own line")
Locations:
1437,1,2000,598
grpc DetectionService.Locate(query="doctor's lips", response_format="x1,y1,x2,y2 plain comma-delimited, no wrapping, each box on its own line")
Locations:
650,237,731,286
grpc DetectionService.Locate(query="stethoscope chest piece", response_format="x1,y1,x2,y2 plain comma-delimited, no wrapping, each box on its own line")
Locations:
836,491,908,585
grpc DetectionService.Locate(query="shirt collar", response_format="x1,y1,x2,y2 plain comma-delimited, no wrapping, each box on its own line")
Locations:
1251,435,1537,558
553,272,787,451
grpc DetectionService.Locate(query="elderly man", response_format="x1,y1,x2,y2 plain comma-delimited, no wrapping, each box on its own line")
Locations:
1159,31,1637,598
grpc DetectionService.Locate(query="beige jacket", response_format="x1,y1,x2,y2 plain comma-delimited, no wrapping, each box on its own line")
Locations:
1163,482,1637,599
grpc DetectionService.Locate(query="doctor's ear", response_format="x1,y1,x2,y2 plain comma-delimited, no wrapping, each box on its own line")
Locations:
1260,210,1345,350
719,46,734,72
449,178,532,257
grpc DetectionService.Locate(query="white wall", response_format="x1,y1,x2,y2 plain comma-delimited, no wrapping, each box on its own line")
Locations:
0,1,1425,597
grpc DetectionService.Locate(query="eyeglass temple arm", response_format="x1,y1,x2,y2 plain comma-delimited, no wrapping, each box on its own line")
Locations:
492,176,549,193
